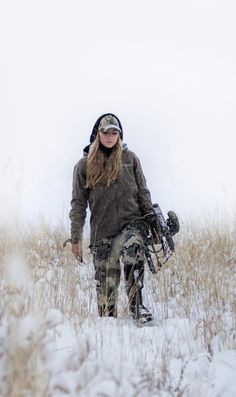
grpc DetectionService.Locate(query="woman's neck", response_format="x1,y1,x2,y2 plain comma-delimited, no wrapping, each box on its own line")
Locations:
99,142,114,156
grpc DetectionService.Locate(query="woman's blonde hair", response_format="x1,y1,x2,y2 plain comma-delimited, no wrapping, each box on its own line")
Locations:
85,133,123,188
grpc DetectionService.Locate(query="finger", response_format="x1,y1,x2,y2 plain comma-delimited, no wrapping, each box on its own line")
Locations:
74,251,83,262
76,253,83,262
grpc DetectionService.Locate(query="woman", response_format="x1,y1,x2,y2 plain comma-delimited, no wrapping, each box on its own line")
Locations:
69,113,154,323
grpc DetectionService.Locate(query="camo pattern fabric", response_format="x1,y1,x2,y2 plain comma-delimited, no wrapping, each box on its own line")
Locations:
98,114,121,132
92,222,149,317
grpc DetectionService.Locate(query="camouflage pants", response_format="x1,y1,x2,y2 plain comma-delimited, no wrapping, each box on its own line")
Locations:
92,222,148,317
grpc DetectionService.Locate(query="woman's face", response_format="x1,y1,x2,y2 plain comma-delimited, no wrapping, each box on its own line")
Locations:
99,128,119,148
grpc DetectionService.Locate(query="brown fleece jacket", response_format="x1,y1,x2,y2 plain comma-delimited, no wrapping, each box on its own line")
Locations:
69,146,154,246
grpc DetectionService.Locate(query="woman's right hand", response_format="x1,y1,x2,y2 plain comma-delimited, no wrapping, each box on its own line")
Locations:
72,242,83,262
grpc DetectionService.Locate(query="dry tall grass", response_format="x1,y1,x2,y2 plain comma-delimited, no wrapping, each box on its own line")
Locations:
0,214,235,396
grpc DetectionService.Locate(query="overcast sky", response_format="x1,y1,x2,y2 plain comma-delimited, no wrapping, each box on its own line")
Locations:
1,0,236,227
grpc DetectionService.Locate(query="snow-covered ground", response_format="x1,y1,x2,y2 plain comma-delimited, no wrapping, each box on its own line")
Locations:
0,224,236,396
2,304,236,396
50,316,236,397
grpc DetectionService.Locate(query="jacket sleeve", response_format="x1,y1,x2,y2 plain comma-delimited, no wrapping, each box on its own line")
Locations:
69,159,89,242
133,154,154,215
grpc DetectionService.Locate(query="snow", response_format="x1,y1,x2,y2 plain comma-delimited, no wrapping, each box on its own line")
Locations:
40,316,234,397
1,234,236,396
208,351,236,397
1,302,236,396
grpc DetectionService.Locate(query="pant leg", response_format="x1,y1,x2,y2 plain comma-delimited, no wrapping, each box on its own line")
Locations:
121,227,146,316
93,238,121,317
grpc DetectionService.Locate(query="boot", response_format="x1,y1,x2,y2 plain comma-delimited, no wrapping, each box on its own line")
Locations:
130,303,153,323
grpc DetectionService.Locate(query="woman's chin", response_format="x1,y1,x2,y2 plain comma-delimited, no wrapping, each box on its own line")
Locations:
104,143,115,148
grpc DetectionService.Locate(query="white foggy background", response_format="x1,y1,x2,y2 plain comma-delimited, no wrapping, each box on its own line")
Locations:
1,0,236,227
